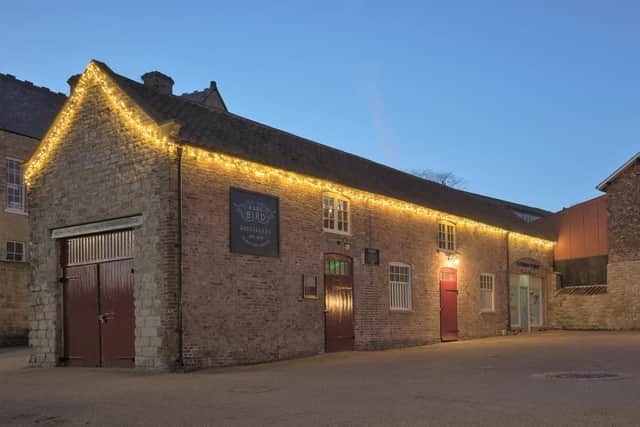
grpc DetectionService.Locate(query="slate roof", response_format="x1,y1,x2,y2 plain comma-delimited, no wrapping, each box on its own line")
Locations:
94,61,555,239
0,73,66,139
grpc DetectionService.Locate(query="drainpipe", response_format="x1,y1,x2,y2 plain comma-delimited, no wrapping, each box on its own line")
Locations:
176,145,184,370
505,231,511,333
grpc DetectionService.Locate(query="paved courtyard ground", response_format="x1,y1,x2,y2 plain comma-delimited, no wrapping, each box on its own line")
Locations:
1,331,640,426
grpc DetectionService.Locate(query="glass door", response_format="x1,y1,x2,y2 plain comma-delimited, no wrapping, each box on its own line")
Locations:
529,277,542,327
509,275,520,328
519,286,529,331
510,274,538,331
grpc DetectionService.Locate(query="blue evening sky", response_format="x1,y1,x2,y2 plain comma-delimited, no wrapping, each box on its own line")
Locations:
2,1,638,211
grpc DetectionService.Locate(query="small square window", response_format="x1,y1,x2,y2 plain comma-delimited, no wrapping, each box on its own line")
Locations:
6,241,25,262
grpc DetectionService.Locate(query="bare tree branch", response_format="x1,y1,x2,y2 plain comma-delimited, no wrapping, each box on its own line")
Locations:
409,169,466,189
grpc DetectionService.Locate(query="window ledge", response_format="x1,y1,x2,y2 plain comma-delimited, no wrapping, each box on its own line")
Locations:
322,228,351,237
437,248,457,255
390,309,413,313
4,208,28,216
480,310,496,314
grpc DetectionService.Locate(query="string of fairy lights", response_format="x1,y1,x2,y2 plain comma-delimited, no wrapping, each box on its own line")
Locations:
24,61,554,249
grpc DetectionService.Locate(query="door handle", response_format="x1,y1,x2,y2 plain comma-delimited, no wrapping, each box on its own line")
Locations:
98,312,115,323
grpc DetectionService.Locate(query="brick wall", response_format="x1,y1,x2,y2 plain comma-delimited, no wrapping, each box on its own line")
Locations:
0,130,38,345
0,262,29,345
549,290,620,329
548,161,640,330
605,164,640,328
548,263,640,331
181,156,554,368
28,81,179,368
607,161,640,264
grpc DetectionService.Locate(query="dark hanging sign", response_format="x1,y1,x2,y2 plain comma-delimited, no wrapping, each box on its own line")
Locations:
363,248,380,265
515,258,541,270
229,187,279,257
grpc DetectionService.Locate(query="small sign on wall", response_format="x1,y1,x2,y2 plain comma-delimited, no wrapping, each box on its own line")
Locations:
362,248,380,265
302,275,319,299
229,187,279,257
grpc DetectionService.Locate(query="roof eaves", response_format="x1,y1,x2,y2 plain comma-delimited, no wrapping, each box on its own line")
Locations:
597,152,640,191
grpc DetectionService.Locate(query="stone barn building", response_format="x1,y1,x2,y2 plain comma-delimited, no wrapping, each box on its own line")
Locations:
26,61,557,370
0,73,65,346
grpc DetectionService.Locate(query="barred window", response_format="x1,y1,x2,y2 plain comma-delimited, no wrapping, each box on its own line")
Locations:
302,275,319,299
438,222,455,251
389,263,412,311
323,194,350,234
480,273,495,312
6,159,25,212
6,241,25,262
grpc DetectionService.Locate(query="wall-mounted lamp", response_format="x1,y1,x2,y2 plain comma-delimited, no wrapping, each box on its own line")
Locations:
446,254,460,267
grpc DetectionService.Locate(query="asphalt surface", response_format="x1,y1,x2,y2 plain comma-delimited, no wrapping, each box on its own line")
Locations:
1,331,640,426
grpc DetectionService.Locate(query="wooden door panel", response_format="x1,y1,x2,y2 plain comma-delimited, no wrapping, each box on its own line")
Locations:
99,259,135,368
63,264,100,367
324,255,354,352
440,269,458,342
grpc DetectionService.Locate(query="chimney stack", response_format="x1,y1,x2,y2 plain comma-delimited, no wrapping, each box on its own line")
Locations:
67,74,81,93
141,71,174,95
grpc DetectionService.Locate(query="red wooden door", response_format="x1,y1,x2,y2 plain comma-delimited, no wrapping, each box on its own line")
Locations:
63,264,101,367
62,230,135,368
99,259,135,368
324,254,354,352
440,268,458,342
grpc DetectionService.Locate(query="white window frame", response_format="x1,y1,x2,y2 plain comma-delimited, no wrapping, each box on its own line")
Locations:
389,262,412,311
6,240,26,262
438,221,456,252
5,158,26,214
480,273,495,313
322,193,351,235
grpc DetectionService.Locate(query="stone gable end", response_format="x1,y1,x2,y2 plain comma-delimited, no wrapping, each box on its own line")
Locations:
28,80,179,369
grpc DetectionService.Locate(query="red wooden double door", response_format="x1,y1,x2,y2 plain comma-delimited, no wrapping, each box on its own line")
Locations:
62,231,135,368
